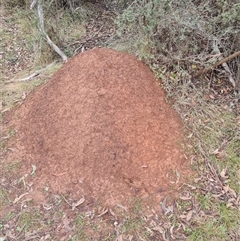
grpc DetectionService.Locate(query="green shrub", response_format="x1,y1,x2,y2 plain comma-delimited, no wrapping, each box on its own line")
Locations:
115,0,240,77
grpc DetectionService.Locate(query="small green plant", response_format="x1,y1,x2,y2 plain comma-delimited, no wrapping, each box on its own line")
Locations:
224,140,240,193
18,210,41,232
6,161,22,173
115,0,239,78
188,203,240,241
198,194,212,211
8,128,16,137
0,189,10,206
74,215,89,240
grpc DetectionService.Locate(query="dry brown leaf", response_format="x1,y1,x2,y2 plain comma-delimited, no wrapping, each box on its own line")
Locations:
115,234,123,241
223,186,229,193
161,197,173,215
220,168,228,179
217,150,226,159
124,234,133,241
179,196,192,201
85,210,95,219
228,198,235,203
13,192,29,204
226,202,233,208
97,207,108,217
223,186,237,197
52,172,67,177
30,165,37,175
235,196,240,206
236,169,240,179
109,208,116,217
5,230,16,240
150,220,157,227
128,235,133,241
170,225,175,239
40,234,51,240
22,92,26,100
145,227,154,235
42,203,52,210
186,184,197,190
181,222,186,231
211,149,220,154
153,225,164,234
161,231,169,241
194,177,202,183
116,203,128,212
186,210,193,221
62,215,72,231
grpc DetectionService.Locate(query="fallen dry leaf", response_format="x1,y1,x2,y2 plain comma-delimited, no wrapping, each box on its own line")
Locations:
170,225,175,239
220,168,228,179
115,234,123,241
97,207,108,217
153,225,164,234
109,208,116,217
62,215,72,231
13,192,29,204
52,172,67,177
236,169,240,179
217,150,226,159
194,177,202,183
179,195,192,201
223,185,237,197
235,195,240,206
179,214,186,219
186,210,193,221
31,165,37,175
226,202,233,208
116,203,128,212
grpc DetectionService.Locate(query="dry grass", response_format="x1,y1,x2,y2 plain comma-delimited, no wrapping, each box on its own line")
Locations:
153,61,240,240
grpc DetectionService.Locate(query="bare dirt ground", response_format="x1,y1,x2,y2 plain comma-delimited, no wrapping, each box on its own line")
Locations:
4,48,189,207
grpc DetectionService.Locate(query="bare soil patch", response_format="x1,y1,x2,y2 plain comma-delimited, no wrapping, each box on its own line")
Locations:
5,48,189,207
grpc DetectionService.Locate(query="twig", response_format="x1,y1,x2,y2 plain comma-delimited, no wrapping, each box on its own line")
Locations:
192,50,240,88
30,0,37,9
13,192,29,204
52,172,67,176
5,61,56,83
60,194,72,207
32,0,68,62
12,223,27,241
24,234,41,241
207,161,224,188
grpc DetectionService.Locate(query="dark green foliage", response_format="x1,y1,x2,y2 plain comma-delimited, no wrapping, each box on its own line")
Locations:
115,0,240,78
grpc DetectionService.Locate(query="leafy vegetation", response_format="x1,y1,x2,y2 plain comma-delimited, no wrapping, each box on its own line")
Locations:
115,0,239,74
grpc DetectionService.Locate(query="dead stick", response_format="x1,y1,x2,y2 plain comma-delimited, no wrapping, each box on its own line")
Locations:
36,0,68,62
192,50,240,79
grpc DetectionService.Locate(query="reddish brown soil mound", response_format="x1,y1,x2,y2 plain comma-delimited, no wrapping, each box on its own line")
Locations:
7,48,188,206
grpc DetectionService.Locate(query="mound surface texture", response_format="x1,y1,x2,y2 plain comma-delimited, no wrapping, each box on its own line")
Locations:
8,48,187,205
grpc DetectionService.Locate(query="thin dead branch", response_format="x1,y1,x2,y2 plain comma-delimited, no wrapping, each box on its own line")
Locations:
5,62,57,83
31,0,68,62
30,0,37,9
192,50,240,88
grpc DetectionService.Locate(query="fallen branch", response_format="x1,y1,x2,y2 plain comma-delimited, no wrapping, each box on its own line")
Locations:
6,61,56,83
31,0,68,62
30,0,37,9
192,50,240,88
